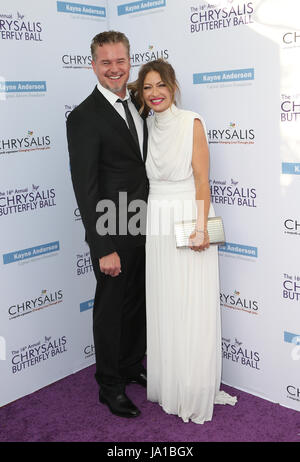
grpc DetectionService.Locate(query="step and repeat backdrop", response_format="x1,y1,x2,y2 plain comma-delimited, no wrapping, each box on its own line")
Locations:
1,0,299,411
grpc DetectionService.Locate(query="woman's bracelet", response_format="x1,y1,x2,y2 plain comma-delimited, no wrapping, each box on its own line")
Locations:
195,228,208,234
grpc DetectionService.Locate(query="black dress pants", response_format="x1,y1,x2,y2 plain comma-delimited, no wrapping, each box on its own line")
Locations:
91,245,146,390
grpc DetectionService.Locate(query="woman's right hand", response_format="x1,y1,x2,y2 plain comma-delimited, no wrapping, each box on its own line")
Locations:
188,230,210,252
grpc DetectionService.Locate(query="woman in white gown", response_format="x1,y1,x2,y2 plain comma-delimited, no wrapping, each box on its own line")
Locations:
132,59,236,424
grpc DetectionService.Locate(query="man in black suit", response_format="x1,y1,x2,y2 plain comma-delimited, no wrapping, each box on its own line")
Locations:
67,31,148,418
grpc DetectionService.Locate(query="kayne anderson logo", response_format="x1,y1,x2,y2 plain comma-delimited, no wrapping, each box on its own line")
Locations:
220,290,259,315
3,241,60,265
284,331,300,362
131,45,169,68
0,184,56,217
210,178,257,208
62,54,92,69
0,81,47,99
80,299,94,312
208,122,255,144
0,11,43,41
282,163,300,175
189,1,254,33
117,0,166,16
0,130,51,156
57,1,106,18
8,289,63,321
284,331,300,346
193,68,254,88
219,242,258,260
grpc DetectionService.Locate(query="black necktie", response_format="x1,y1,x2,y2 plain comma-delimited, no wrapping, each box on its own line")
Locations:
117,99,140,152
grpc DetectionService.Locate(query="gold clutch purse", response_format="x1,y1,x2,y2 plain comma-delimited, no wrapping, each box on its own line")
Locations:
174,216,225,248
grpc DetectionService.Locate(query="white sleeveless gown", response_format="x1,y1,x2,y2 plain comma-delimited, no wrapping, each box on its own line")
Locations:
145,105,236,424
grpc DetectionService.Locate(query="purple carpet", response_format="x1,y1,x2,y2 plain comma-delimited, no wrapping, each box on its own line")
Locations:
0,364,299,442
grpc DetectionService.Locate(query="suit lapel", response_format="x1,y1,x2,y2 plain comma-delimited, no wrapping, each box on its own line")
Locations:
130,90,148,163
92,87,143,162
142,118,148,162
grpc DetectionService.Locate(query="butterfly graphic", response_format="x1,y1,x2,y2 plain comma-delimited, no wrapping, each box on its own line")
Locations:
235,339,242,346
231,179,238,185
229,122,236,128
17,12,25,20
28,130,33,136
32,184,39,190
234,290,240,296
148,45,154,50
41,289,47,294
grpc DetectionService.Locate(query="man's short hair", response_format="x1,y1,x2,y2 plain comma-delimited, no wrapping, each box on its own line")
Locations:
91,31,130,61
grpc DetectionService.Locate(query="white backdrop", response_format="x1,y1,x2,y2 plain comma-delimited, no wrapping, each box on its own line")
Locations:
1,0,299,412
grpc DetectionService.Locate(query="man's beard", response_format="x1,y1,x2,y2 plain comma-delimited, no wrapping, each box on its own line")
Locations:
104,81,126,95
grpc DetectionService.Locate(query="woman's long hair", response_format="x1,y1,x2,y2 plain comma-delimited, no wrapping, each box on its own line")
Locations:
128,59,180,117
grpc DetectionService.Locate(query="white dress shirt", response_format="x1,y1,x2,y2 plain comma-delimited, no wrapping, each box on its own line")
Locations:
97,82,144,157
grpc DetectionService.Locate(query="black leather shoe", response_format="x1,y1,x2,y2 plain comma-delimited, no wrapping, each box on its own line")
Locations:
127,371,147,388
99,389,141,418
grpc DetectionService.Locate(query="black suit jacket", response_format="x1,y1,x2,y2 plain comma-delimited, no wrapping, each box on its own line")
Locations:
67,86,149,259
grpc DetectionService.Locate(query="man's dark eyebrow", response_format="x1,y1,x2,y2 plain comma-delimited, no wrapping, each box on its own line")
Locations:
100,58,126,63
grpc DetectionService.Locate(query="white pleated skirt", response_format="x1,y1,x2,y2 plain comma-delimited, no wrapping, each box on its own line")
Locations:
146,178,236,424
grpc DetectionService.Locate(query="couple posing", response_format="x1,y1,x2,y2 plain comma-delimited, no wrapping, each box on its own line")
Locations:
67,31,236,424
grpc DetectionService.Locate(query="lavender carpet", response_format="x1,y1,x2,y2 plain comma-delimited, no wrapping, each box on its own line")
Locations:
0,364,299,442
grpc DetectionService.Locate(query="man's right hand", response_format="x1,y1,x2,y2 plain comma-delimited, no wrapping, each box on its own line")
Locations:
99,252,121,277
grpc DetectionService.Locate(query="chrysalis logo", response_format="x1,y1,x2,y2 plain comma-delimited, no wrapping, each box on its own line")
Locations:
0,336,6,360
220,290,259,314
284,218,300,236
280,96,300,122
130,47,169,67
0,12,43,41
287,385,300,400
207,122,255,144
190,3,254,33
210,179,257,207
0,130,51,155
61,55,92,69
282,32,300,45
